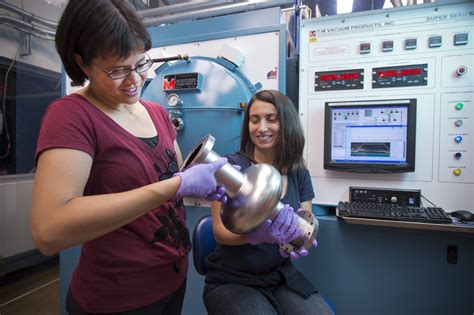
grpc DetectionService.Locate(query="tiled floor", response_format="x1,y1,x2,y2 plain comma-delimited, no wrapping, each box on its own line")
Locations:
0,257,60,315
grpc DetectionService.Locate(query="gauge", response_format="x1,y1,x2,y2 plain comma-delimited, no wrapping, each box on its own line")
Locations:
372,64,427,88
314,69,364,91
167,93,181,107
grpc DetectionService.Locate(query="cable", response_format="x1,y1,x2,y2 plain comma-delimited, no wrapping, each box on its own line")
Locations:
0,47,19,160
420,194,438,208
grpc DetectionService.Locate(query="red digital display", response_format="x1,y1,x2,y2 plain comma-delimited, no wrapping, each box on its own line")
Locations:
320,72,359,81
377,68,421,78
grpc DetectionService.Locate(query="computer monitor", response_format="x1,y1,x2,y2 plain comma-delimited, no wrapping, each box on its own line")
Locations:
324,99,416,173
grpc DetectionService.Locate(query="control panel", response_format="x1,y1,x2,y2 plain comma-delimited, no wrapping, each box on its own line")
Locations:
299,2,474,211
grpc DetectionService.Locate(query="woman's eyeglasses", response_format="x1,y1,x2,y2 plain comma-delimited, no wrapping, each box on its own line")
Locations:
92,54,154,80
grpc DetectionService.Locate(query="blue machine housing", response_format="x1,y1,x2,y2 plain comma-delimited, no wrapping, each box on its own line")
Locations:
142,56,262,158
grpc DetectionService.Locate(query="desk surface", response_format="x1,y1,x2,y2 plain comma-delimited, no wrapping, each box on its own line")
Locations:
339,216,474,233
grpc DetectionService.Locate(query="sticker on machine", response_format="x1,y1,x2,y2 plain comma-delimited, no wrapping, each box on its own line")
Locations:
314,45,350,56
267,67,278,79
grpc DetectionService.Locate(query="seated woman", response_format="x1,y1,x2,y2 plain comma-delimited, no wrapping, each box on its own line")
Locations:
203,90,334,315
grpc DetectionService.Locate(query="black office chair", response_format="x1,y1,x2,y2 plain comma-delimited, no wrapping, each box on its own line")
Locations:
191,215,336,313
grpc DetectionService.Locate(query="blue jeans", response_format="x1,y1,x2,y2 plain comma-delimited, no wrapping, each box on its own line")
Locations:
203,283,335,315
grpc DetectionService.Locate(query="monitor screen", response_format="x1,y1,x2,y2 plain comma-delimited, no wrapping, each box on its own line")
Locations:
324,99,416,173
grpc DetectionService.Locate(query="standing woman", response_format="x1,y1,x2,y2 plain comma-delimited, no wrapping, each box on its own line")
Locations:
30,0,227,314
203,90,334,315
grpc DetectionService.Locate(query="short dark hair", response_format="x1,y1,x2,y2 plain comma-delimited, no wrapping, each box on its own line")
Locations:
240,89,306,174
55,0,152,85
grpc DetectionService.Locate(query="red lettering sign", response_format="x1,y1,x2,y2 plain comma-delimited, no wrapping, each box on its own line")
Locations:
163,77,176,90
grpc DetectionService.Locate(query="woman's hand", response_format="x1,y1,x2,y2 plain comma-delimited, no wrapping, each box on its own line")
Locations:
174,158,227,198
246,204,301,245
279,239,318,260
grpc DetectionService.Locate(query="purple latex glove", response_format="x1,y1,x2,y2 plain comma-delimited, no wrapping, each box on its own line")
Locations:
246,204,301,245
246,219,274,245
208,164,241,205
279,239,318,260
174,158,227,198
206,186,228,203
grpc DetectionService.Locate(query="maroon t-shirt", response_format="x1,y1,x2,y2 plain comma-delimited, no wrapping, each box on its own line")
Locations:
35,94,189,313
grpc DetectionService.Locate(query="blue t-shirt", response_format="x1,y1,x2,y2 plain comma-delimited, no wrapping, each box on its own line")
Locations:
206,152,315,274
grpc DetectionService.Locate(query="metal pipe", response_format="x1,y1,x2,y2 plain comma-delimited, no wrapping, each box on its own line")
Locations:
138,0,232,18
142,0,294,27
0,1,57,30
0,15,55,40
169,107,244,111
152,54,190,63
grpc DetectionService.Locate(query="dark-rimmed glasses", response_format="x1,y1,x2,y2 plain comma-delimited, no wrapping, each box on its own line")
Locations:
92,54,154,80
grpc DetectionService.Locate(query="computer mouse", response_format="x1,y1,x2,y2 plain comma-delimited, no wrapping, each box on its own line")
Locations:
450,210,474,222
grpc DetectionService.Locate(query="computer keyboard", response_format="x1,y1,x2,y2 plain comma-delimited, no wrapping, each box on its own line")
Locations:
337,201,452,224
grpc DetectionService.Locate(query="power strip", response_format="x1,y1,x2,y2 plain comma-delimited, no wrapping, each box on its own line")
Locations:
349,186,421,207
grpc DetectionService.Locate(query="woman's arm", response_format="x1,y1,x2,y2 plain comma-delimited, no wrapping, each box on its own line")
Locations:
174,140,183,167
300,200,312,212
211,200,249,246
31,148,183,256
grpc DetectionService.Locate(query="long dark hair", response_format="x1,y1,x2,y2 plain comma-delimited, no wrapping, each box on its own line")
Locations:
240,90,306,174
55,0,152,85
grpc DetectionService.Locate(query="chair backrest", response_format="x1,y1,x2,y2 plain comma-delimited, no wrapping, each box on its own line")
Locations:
192,215,217,275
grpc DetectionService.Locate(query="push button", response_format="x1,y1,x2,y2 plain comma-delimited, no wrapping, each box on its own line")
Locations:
456,65,467,76
454,119,463,127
